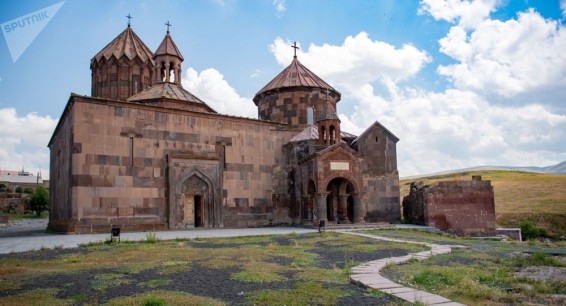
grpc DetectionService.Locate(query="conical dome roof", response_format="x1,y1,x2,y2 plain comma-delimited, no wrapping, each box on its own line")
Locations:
91,26,154,65
154,31,184,61
253,56,340,105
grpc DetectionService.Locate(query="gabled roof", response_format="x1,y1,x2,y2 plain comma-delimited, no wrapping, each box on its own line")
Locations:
154,31,184,61
351,120,400,146
127,82,216,113
298,142,360,164
253,56,340,105
289,125,357,143
91,26,154,65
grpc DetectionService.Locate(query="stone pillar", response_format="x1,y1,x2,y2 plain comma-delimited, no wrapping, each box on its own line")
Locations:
316,192,328,223
353,192,365,224
337,194,349,224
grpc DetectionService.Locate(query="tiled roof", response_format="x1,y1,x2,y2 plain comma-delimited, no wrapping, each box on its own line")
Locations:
127,82,213,110
317,101,340,122
154,32,184,61
253,57,340,104
289,125,358,143
92,26,154,65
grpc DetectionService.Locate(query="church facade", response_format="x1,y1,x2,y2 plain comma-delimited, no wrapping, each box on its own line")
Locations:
48,25,400,233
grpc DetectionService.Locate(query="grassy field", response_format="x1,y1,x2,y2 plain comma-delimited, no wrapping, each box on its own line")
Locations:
0,232,427,305
369,229,566,305
400,170,566,237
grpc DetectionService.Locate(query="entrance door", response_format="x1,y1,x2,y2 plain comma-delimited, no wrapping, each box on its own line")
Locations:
194,195,203,227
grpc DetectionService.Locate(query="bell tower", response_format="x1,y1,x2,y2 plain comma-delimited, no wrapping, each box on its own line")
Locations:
153,21,184,84
317,98,341,146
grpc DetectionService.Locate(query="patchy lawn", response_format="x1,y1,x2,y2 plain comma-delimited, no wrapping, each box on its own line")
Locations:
0,231,426,305
367,229,566,306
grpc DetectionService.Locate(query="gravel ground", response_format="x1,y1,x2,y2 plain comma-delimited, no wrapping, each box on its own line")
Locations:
0,218,48,237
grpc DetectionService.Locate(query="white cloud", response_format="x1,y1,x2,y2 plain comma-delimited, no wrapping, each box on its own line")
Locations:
270,32,431,90
268,22,566,176
561,0,566,17
182,67,257,118
0,108,57,177
419,0,499,29
437,9,566,101
273,0,286,17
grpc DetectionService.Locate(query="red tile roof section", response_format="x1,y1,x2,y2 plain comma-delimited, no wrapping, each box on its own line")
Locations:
91,26,154,65
154,31,184,61
253,57,340,105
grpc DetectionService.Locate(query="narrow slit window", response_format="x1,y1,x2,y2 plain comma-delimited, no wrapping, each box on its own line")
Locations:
129,136,134,166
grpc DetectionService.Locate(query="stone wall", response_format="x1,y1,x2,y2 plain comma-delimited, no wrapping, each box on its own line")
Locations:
355,122,400,222
257,88,337,127
0,193,30,214
402,176,496,236
49,96,297,233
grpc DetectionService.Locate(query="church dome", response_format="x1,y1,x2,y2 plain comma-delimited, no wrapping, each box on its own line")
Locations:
253,56,340,105
91,25,154,66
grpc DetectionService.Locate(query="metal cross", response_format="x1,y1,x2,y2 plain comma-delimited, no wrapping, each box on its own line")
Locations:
325,88,330,100
165,21,172,32
292,41,299,58
126,14,132,26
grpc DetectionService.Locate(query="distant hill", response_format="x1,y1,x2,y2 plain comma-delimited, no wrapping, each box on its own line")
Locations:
402,161,566,179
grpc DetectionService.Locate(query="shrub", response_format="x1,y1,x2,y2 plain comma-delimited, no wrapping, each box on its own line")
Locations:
29,186,49,216
0,184,6,192
24,187,34,194
15,186,23,193
519,221,547,240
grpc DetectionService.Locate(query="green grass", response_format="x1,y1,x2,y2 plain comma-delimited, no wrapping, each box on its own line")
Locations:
375,229,566,305
105,290,225,306
5,212,48,221
246,282,349,305
401,170,566,237
1,232,422,305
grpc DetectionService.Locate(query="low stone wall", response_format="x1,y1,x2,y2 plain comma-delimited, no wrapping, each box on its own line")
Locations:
403,176,496,236
0,193,30,214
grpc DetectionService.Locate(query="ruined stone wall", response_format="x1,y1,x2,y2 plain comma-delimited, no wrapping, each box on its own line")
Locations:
355,124,400,222
257,89,336,127
403,177,496,236
51,96,296,233
48,104,74,231
0,193,30,214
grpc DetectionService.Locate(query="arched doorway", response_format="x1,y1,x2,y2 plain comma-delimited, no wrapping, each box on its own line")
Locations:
180,174,210,228
326,177,355,224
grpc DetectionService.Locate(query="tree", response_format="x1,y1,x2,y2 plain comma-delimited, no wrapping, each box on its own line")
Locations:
24,187,34,194
29,186,49,216
15,186,23,193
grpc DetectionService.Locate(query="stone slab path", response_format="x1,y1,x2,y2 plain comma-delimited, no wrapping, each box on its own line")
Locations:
342,231,466,306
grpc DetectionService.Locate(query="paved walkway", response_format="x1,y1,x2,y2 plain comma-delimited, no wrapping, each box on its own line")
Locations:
0,227,316,254
343,231,466,306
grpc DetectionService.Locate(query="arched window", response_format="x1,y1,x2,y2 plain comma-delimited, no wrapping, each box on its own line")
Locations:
307,107,314,125
329,125,336,144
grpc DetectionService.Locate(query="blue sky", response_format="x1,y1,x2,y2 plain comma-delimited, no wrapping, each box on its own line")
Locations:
0,0,565,177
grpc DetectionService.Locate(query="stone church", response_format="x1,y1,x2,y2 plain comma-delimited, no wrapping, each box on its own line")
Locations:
48,24,401,233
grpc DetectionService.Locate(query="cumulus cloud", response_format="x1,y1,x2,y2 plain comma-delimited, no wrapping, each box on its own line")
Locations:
437,9,566,101
418,0,499,29
561,0,566,17
268,19,566,176
273,0,286,17
270,33,431,90
0,108,57,177
182,67,257,118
